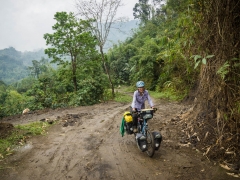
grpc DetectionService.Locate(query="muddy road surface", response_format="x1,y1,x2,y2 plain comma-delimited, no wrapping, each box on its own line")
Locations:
0,99,237,180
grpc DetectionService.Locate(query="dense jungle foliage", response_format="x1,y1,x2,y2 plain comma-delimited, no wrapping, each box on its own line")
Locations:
0,0,239,165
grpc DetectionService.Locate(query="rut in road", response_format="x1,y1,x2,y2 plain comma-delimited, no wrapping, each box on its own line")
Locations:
0,101,236,180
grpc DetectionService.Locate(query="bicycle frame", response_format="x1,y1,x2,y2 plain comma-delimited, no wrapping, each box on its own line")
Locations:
138,118,148,135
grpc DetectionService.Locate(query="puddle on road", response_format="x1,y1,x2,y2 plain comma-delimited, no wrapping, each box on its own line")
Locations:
14,143,33,152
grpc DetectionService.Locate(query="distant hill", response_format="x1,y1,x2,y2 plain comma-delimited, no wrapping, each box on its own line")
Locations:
0,47,48,84
0,49,27,84
0,20,139,84
21,49,49,66
104,20,139,51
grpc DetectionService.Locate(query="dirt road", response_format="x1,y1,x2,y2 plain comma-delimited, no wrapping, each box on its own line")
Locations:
0,99,237,180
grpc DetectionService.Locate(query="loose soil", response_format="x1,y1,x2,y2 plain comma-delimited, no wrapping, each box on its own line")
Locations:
0,98,238,180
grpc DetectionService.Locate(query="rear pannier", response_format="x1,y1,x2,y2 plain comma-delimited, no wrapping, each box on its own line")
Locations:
152,131,162,150
123,111,133,134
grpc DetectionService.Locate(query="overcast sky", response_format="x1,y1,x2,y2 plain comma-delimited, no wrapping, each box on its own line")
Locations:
0,0,138,52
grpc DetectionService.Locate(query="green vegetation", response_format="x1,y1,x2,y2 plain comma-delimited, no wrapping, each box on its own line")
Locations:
0,122,52,159
44,12,99,92
149,89,184,101
114,92,132,103
0,47,28,84
15,122,51,135
0,47,49,85
76,0,123,97
0,1,238,118
113,85,183,103
0,132,23,158
0,0,239,165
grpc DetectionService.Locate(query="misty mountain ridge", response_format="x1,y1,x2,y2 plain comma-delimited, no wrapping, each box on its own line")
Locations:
104,20,139,50
0,20,139,84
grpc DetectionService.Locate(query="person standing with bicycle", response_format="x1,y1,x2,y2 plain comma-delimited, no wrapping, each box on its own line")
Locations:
131,81,154,133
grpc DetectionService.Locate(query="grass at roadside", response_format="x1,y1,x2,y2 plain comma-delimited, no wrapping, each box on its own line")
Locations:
114,86,133,103
0,122,53,159
113,85,183,103
15,122,51,135
114,92,132,103
149,89,184,101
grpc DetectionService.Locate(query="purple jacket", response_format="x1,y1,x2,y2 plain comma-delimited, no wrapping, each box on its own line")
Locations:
131,90,154,110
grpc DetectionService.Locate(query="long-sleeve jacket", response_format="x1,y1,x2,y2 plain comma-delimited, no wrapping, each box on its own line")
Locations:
131,90,154,110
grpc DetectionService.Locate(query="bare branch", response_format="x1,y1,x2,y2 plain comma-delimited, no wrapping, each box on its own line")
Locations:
75,0,123,46
74,0,123,96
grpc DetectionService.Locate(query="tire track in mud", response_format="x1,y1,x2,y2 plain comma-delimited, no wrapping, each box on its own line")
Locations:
0,101,237,180
49,103,131,180
97,111,167,180
93,100,236,180
0,102,130,180
72,104,131,180
44,129,85,180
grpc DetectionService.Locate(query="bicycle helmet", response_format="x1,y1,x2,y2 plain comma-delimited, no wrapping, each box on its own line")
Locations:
136,81,145,88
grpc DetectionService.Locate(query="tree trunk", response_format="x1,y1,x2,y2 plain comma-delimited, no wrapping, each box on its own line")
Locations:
72,57,78,92
99,45,114,97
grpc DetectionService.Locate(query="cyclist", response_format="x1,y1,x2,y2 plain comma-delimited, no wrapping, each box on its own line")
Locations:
131,81,154,133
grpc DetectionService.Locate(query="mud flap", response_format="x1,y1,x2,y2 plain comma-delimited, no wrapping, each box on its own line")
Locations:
136,133,147,152
152,131,162,150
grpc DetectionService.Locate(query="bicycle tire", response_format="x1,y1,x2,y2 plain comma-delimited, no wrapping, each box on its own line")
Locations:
145,129,155,157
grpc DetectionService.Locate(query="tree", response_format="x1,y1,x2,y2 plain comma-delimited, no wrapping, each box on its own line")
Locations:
75,0,123,97
44,12,98,91
28,58,49,79
133,0,151,23
0,81,7,105
133,0,165,24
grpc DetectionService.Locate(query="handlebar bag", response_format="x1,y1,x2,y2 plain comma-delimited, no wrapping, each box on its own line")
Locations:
141,109,153,119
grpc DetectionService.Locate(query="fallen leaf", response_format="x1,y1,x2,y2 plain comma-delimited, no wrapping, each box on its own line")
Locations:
226,172,239,178
219,163,231,171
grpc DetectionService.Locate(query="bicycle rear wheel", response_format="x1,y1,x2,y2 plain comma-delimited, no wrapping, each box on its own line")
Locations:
145,129,155,157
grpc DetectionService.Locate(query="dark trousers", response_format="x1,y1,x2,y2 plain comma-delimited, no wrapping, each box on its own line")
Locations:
130,106,138,127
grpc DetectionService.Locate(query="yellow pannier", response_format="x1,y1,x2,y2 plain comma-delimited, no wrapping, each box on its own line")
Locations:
123,111,133,123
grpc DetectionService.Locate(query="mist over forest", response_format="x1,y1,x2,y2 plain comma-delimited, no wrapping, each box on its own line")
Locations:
0,20,139,85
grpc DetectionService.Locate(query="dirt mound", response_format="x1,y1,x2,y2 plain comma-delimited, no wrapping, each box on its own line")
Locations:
178,106,240,175
0,122,14,138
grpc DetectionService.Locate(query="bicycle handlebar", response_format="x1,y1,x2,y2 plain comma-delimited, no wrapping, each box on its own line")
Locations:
133,108,157,114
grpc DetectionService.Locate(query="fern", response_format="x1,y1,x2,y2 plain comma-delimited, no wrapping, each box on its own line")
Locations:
216,62,230,80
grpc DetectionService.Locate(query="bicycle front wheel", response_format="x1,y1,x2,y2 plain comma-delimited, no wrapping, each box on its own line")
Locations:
145,129,155,157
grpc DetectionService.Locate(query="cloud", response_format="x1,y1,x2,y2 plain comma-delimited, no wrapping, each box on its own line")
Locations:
0,0,137,52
